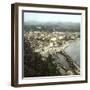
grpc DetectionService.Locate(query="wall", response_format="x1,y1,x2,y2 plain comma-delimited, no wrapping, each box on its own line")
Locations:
0,0,89,90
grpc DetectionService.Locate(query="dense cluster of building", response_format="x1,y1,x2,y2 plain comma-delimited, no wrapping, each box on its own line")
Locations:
24,31,80,76
24,31,80,57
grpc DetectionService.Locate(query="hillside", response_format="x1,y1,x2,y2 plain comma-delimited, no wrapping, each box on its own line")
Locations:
24,22,80,32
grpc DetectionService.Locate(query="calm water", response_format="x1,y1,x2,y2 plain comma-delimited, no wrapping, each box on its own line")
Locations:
64,39,80,66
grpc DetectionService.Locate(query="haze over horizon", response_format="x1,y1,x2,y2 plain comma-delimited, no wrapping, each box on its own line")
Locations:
24,12,81,23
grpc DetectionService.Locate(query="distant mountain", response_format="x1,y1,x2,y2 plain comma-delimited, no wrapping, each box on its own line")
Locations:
24,21,80,32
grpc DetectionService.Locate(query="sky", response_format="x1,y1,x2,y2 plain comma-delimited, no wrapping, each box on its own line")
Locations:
24,12,81,23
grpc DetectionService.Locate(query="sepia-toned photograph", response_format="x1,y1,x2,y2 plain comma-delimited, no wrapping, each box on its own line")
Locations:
23,11,81,77
11,3,87,87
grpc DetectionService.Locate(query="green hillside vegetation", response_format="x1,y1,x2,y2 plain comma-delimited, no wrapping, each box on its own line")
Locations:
24,22,80,32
